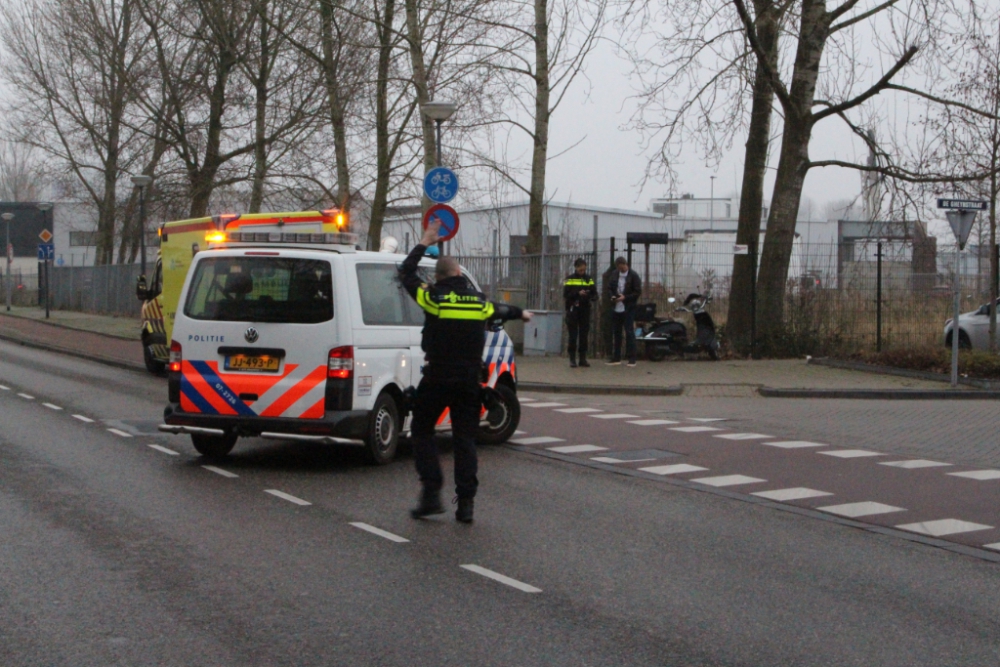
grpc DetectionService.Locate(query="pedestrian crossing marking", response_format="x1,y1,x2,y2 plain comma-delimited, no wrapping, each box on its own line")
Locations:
691,474,766,487
817,501,905,518
879,460,952,469
752,487,833,501
895,519,993,537
714,433,772,441
510,436,565,445
638,463,708,475
818,449,884,458
948,470,1000,480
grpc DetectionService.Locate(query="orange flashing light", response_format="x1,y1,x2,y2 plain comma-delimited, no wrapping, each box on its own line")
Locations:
206,231,227,243
322,208,348,229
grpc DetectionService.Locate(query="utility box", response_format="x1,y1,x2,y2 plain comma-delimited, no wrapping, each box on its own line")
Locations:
523,310,563,356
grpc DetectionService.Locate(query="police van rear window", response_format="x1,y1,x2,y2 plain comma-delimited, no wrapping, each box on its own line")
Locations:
184,257,333,323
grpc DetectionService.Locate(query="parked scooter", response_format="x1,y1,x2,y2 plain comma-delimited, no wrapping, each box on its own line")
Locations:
636,294,720,361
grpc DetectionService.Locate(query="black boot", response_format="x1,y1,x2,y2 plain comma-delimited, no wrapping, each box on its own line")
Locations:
579,357,590,367
410,488,444,519
455,497,474,523
569,356,578,368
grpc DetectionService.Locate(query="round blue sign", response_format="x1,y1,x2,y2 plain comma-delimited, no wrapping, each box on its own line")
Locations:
423,204,460,242
424,167,459,204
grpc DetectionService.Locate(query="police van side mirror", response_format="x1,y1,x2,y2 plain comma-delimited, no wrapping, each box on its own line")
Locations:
136,275,149,302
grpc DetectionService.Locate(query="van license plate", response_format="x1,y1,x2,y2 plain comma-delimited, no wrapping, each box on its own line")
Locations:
225,354,280,372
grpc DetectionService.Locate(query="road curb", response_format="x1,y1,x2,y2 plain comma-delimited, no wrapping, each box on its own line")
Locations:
0,312,138,342
518,382,683,396
0,331,147,374
808,356,1000,390
758,387,1000,399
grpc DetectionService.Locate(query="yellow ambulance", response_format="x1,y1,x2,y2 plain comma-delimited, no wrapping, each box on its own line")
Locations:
136,210,349,374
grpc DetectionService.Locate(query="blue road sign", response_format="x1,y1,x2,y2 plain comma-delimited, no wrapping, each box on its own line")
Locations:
423,204,460,242
424,167,459,203
37,243,54,260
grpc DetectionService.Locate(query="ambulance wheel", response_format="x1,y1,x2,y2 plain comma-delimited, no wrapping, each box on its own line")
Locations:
191,432,237,460
143,340,166,375
479,384,520,445
364,393,399,465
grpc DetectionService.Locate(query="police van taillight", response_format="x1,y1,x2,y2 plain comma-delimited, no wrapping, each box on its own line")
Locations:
327,346,354,379
169,340,182,373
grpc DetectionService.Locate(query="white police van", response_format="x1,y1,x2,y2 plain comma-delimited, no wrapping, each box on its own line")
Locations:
159,230,520,463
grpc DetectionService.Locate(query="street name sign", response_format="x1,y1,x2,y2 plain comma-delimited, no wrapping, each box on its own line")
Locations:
424,167,459,204
733,244,749,255
422,204,460,242
937,198,988,211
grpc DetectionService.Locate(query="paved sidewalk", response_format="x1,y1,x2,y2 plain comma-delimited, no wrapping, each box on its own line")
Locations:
0,310,144,371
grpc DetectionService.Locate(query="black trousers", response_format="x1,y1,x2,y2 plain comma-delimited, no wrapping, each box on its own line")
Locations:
611,309,637,363
410,372,481,499
566,311,590,361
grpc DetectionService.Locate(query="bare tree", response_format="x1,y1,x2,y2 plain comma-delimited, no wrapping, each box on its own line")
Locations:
0,141,46,202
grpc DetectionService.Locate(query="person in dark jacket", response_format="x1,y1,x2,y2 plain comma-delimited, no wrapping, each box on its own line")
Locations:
606,256,642,366
563,258,597,367
398,220,531,523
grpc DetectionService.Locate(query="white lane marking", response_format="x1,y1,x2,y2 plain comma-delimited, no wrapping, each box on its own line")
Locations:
518,397,538,402
265,489,312,506
202,465,238,478
638,463,709,475
107,428,133,438
350,522,410,543
714,433,772,441
148,444,179,456
0,384,9,390
817,501,906,518
948,470,1000,480
513,430,528,436
689,418,727,422
510,436,564,445
72,414,95,423
818,449,884,458
522,402,567,408
590,413,640,419
984,542,1000,551
762,440,826,449
42,403,63,411
895,519,993,537
691,474,767,487
17,393,34,400
879,460,953,469
555,407,603,414
670,426,722,433
460,564,541,593
547,444,607,454
627,419,680,426
752,487,834,501
592,456,657,464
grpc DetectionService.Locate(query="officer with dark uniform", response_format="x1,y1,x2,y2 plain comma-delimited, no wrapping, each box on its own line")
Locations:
563,258,597,368
399,220,531,523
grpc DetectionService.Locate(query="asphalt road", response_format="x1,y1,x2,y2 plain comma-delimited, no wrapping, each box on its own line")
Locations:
2,340,1000,666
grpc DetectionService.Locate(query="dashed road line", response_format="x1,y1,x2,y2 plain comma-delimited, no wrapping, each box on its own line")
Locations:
522,402,567,408
590,413,639,420
818,449,884,458
627,419,679,426
879,460,952,469
0,384,9,390
460,564,541,593
818,501,906,518
895,519,993,537
714,433,772,441
518,397,538,402
762,440,826,449
547,444,607,454
265,489,312,506
592,456,657,464
948,470,1000,480
691,474,767,488
17,393,34,400
72,414,95,423
670,426,722,433
107,428,133,438
349,522,410,543
510,436,565,445
638,463,709,475
689,418,727,422
202,465,238,478
148,444,180,456
555,407,602,414
42,403,63,411
752,487,834,501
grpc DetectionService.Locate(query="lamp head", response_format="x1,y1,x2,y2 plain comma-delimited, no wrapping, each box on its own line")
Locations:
1,212,13,221
421,100,457,122
131,175,153,188
37,202,53,212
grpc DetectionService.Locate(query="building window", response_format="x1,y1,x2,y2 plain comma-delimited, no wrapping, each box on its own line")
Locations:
653,202,679,216
726,204,732,218
69,231,99,247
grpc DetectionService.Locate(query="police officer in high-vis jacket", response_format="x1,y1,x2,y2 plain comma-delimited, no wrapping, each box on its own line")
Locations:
563,258,597,368
399,220,531,523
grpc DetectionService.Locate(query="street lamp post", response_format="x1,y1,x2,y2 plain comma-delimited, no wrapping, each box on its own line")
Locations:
420,100,457,168
3,212,13,312
37,202,53,319
132,175,153,277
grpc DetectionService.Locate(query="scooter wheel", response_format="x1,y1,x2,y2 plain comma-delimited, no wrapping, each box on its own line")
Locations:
647,344,668,362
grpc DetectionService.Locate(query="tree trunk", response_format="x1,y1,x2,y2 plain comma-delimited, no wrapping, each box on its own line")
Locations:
727,0,781,354
367,0,397,251
526,0,550,255
249,5,271,213
319,0,351,211
404,0,436,216
187,49,236,218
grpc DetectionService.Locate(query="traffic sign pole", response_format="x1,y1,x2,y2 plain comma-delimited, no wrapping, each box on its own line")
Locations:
943,209,979,387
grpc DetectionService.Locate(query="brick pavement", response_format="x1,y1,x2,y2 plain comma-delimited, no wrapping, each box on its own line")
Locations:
0,311,144,371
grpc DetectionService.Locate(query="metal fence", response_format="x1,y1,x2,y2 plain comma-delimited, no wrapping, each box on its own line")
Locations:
2,264,144,317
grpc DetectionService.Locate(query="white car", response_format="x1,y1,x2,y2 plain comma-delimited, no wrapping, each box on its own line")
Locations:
159,231,520,463
943,299,1000,350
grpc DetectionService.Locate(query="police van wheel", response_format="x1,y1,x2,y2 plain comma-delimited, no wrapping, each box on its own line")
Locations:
479,384,520,445
365,393,399,465
191,432,237,460
143,341,166,375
